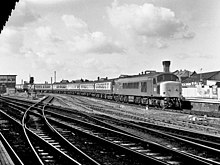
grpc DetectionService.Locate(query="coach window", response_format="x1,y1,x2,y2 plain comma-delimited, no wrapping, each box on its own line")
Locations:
153,78,156,84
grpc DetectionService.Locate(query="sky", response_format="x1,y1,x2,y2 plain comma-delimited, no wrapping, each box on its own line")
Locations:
0,0,220,83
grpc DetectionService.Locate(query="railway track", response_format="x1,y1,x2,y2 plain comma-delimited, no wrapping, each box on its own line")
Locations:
6,95,220,164
92,114,220,163
0,96,213,165
42,102,220,165
0,108,44,164
43,107,213,165
7,94,220,132
58,94,220,127
47,95,220,164
23,109,97,165
39,101,220,152
0,97,97,165
58,94,220,135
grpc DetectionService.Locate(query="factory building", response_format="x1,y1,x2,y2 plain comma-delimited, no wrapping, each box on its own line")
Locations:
0,75,16,94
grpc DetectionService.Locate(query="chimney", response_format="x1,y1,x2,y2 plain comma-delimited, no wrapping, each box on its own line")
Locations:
162,61,170,72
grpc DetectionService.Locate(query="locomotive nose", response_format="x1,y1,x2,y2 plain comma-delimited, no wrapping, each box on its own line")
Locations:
160,81,182,98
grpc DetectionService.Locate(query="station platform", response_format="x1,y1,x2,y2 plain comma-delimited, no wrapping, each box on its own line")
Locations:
183,97,220,114
0,140,15,165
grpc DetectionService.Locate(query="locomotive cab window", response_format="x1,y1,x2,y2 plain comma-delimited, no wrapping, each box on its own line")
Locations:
157,74,179,82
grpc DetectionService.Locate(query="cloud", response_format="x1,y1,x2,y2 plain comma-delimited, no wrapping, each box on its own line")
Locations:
107,1,195,48
81,57,122,79
183,31,196,39
20,48,66,71
0,28,24,55
24,0,73,4
177,52,213,60
35,26,52,39
155,39,168,49
35,26,63,43
6,1,40,27
62,15,88,30
69,31,124,54
61,15,124,54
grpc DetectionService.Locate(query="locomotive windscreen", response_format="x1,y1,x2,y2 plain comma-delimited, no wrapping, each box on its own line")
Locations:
157,74,179,82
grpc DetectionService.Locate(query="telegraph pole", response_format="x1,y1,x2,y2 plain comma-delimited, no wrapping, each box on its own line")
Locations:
54,71,56,83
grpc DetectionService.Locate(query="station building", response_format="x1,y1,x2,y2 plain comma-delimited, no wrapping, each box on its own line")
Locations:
0,75,16,94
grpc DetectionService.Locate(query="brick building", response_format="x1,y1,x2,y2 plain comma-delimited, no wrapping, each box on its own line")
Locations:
0,75,16,94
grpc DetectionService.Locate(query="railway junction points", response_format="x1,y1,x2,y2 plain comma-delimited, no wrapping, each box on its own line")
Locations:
1,92,220,164
9,92,220,136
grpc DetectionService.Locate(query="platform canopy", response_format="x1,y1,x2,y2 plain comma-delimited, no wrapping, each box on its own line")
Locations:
0,0,20,34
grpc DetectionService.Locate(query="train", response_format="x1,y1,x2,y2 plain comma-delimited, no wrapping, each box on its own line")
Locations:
16,61,183,109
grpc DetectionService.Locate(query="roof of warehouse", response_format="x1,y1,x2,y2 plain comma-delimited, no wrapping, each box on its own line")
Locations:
0,0,20,34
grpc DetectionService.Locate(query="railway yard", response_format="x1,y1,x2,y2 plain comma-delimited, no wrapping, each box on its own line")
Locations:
0,93,219,164
0,0,219,164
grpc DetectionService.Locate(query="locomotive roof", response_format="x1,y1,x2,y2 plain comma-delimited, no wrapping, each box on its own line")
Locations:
115,72,174,80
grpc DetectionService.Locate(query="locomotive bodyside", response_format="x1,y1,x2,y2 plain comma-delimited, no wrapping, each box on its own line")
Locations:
113,75,156,97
